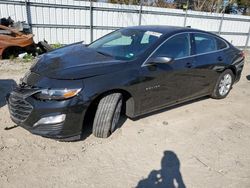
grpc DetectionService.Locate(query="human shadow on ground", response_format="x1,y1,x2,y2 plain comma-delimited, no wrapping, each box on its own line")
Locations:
246,75,250,81
0,79,16,108
136,151,186,188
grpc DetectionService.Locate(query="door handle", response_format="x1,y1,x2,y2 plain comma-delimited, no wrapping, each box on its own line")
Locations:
217,56,223,61
185,62,193,68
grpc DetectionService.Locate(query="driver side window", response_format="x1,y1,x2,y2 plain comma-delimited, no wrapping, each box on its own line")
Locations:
152,33,190,59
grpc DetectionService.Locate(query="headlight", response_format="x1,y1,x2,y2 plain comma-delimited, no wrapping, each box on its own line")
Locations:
34,88,81,100
30,57,39,69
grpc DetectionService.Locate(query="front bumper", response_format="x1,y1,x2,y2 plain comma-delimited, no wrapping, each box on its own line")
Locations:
6,87,88,141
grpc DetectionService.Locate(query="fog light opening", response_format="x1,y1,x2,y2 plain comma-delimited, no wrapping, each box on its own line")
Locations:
33,114,66,127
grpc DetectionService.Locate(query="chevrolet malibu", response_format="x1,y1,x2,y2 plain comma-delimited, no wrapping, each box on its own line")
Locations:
7,26,245,141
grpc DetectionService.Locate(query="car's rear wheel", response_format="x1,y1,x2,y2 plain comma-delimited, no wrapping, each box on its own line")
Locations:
92,93,123,138
211,69,234,99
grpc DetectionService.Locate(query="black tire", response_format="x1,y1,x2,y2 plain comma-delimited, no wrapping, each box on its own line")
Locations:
37,41,53,53
92,93,123,138
2,47,23,59
211,69,234,99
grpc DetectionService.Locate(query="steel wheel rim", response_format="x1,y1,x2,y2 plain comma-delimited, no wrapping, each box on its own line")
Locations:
219,73,232,96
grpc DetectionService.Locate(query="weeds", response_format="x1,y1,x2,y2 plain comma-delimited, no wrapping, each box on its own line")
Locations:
51,43,63,49
23,53,34,62
9,55,16,61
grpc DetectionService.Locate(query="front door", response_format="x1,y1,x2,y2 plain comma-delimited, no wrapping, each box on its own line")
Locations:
138,33,197,113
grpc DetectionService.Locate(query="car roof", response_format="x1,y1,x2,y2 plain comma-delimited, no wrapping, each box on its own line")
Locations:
124,25,230,44
125,25,204,35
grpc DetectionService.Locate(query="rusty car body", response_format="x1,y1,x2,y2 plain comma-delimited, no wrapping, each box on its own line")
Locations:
0,24,35,59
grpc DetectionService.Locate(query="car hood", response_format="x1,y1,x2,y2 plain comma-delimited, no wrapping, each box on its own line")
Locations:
30,43,127,79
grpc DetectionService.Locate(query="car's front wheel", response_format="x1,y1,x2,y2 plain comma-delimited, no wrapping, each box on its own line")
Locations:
211,69,234,99
92,93,123,138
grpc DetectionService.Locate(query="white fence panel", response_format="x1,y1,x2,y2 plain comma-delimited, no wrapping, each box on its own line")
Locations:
185,11,222,32
0,3,26,22
0,0,250,47
221,35,248,46
221,19,250,33
141,6,185,26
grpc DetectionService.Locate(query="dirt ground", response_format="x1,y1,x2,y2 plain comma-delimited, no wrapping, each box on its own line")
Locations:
0,53,250,188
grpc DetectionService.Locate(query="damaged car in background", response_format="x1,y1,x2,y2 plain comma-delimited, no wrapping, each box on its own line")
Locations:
0,17,52,59
6,26,245,141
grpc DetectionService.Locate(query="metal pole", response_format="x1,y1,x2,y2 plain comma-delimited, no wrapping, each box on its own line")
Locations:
183,0,188,27
218,2,228,36
90,0,93,43
183,9,188,27
138,0,143,26
244,25,250,50
218,11,224,35
25,0,32,33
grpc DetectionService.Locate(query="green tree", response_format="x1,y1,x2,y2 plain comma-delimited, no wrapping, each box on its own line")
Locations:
154,0,177,8
237,0,250,15
237,0,250,7
175,0,217,12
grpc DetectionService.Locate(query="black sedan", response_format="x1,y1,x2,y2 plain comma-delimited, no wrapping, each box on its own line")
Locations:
7,26,245,141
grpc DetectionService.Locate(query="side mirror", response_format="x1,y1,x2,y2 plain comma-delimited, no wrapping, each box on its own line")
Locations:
146,56,173,65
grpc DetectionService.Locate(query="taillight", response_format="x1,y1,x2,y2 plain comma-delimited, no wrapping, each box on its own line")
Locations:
239,51,245,58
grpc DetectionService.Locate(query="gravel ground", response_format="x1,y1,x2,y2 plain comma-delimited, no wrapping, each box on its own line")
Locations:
0,53,250,188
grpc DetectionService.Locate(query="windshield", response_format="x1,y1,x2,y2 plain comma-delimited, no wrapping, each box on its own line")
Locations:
88,28,163,60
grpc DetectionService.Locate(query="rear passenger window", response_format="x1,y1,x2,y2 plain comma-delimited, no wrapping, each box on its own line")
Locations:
194,33,217,54
216,38,228,49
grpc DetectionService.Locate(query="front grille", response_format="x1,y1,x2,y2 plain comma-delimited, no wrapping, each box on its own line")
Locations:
8,93,33,123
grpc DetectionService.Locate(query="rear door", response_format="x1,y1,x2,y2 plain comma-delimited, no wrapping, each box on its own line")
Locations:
190,33,228,96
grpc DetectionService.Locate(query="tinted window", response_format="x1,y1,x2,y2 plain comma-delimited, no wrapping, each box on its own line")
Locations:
153,33,190,59
216,38,228,49
88,29,162,60
104,35,132,46
194,33,217,54
140,32,159,44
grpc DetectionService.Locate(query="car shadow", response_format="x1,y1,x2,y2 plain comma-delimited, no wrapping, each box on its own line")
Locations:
246,75,250,81
0,79,17,108
80,96,207,141
133,96,209,121
136,151,186,188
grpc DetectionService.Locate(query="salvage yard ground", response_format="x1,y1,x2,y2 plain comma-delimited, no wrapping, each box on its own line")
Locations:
0,52,250,188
